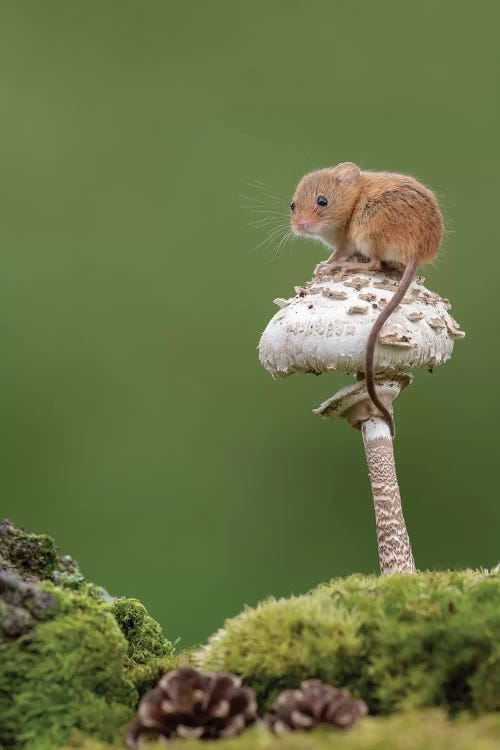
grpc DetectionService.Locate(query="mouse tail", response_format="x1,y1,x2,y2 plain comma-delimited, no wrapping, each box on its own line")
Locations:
365,259,419,438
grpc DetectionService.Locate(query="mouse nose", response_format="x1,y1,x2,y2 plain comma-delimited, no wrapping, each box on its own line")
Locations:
297,218,314,233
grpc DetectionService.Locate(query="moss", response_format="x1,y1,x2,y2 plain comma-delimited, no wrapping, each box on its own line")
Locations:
60,711,500,750
0,519,60,580
0,519,87,590
3,522,498,749
0,583,137,750
198,570,500,714
127,655,179,697
0,522,177,750
127,647,196,696
111,599,175,664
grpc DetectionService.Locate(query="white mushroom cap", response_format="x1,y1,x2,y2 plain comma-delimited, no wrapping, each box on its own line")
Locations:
259,270,464,378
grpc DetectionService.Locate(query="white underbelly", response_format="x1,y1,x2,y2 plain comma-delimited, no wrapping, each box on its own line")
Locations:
353,240,371,259
355,240,400,263
382,247,401,263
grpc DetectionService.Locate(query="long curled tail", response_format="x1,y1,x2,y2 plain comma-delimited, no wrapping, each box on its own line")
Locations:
365,259,419,438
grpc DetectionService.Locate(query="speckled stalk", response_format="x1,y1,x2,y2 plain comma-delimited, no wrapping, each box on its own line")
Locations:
362,418,415,574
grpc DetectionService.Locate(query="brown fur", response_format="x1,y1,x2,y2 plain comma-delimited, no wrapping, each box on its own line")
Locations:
290,163,443,436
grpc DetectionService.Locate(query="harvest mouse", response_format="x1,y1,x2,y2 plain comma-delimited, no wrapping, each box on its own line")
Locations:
290,162,443,437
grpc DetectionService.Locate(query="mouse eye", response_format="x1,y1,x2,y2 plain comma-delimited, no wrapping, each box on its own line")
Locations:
290,201,296,212
316,195,328,207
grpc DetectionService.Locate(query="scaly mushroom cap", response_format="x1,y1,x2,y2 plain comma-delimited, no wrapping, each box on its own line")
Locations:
259,269,464,378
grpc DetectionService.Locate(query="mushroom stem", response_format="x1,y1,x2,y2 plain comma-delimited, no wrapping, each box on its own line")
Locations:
361,417,416,574
314,377,415,575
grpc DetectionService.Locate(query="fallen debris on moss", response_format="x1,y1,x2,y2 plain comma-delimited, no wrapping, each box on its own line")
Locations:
264,680,367,734
126,667,258,746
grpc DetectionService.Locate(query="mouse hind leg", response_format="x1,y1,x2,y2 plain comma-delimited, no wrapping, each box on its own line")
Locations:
335,233,385,272
332,258,382,272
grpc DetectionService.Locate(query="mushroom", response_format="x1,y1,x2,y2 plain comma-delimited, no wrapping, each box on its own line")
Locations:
258,267,464,574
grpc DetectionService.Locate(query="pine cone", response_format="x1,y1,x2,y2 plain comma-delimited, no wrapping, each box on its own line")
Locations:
126,667,257,746
265,680,367,734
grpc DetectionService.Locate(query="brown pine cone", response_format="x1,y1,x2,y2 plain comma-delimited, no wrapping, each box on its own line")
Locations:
265,680,367,734
126,667,257,746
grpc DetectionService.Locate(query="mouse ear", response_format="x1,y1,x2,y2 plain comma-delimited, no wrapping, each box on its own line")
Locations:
334,162,361,184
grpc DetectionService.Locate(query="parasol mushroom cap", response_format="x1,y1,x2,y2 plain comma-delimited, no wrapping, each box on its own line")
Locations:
259,268,464,379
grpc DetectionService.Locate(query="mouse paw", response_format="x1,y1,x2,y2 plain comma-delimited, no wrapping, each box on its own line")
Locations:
314,261,336,277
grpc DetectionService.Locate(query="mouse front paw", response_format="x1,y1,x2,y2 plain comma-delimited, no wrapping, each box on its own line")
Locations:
314,261,335,277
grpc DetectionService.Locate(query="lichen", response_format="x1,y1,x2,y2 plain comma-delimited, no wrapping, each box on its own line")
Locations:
0,521,176,750
197,570,500,714
61,710,500,750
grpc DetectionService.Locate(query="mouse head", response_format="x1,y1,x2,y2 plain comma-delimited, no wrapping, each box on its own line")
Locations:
290,162,361,243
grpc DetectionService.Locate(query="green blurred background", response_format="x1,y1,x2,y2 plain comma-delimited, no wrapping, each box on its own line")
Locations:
0,1,498,647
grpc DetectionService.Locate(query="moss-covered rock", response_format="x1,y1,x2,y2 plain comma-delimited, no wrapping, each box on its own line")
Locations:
61,710,500,750
198,570,500,715
0,519,68,582
0,520,176,750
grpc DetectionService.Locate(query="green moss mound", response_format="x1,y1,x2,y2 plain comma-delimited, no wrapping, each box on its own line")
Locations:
62,711,500,750
198,570,500,714
0,521,176,750
111,598,174,664
0,583,137,750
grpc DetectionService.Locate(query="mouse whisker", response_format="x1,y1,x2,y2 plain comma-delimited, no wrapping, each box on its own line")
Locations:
244,180,289,258
240,194,267,206
250,224,289,255
274,232,292,262
247,217,284,229
268,227,292,263
240,195,287,215
246,179,284,201
244,207,286,215
245,181,284,205
250,225,284,251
